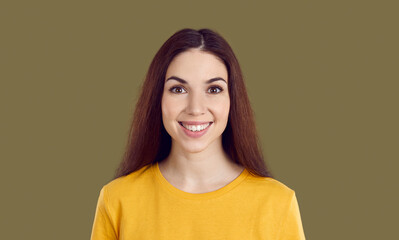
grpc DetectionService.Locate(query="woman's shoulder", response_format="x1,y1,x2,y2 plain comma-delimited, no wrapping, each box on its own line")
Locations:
244,172,296,198
102,163,154,196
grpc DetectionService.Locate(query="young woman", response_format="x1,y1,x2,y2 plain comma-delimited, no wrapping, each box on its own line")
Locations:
91,28,306,239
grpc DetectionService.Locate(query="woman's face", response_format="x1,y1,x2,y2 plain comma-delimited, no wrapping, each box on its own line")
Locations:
161,48,230,153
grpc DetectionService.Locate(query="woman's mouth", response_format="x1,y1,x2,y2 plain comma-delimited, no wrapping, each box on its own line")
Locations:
178,121,213,138
179,122,212,132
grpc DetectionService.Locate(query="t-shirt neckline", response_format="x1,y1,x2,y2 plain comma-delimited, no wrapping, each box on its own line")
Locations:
152,161,249,200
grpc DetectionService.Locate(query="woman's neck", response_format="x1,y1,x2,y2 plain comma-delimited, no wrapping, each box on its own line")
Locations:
158,141,244,190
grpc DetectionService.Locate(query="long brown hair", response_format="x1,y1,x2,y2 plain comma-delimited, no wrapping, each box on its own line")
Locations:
114,28,273,179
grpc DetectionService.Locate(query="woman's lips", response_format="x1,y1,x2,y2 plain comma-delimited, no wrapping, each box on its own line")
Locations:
178,121,213,138
179,121,213,125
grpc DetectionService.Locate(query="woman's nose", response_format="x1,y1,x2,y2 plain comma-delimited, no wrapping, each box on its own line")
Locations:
185,92,206,116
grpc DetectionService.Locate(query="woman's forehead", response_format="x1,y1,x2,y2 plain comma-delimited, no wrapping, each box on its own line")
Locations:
165,49,228,83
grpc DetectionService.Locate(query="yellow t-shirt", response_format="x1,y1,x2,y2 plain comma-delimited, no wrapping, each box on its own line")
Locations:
90,162,306,240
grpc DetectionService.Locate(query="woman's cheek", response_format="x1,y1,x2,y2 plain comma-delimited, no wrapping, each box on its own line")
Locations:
162,96,181,117
213,97,230,113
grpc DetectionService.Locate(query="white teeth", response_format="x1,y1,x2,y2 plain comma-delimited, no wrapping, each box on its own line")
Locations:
181,123,210,132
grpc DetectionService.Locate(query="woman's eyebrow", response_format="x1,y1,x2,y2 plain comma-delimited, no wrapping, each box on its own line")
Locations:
166,76,227,84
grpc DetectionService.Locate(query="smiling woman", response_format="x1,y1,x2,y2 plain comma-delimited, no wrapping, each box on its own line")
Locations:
90,28,306,240
161,49,230,155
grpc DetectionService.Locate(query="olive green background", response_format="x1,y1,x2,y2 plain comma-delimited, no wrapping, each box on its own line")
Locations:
1,0,398,239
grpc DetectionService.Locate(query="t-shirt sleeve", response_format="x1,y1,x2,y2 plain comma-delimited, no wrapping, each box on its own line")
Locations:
90,186,118,240
279,191,306,240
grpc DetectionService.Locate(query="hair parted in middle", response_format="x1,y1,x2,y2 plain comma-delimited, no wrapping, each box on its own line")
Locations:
115,28,273,179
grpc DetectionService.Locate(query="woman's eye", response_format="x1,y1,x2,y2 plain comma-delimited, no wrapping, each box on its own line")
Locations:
208,86,223,94
169,86,223,94
169,86,187,94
